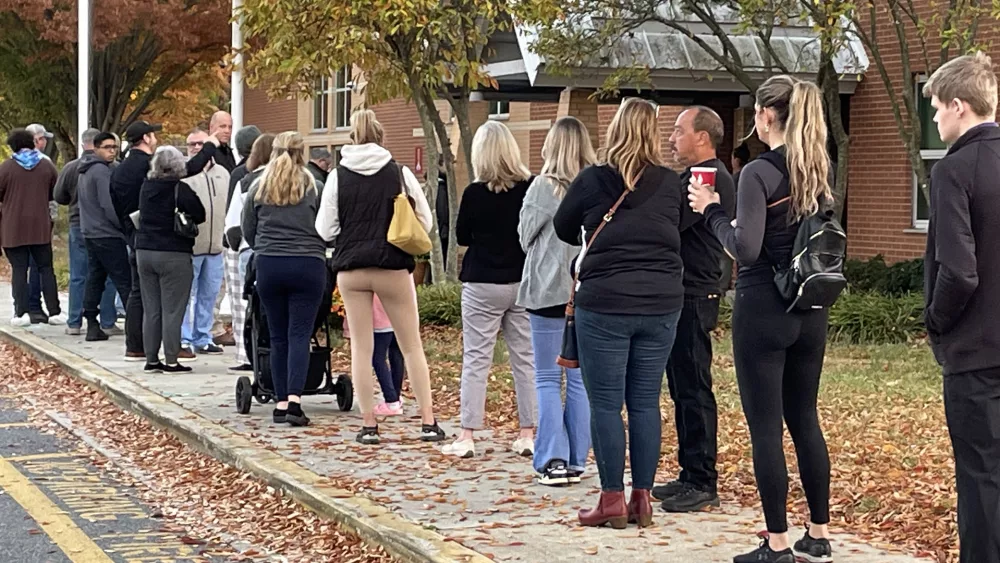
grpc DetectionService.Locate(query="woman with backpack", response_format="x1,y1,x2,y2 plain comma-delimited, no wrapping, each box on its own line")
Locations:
688,75,835,563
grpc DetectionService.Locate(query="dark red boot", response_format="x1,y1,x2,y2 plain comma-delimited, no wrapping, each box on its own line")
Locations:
578,490,628,529
628,489,654,527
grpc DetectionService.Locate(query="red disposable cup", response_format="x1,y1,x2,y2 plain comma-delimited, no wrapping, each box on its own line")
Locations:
691,167,717,187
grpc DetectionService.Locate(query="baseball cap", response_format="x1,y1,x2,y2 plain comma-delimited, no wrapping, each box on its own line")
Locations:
26,123,54,138
125,120,163,144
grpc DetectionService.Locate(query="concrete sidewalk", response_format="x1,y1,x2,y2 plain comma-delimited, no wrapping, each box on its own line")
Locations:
0,282,928,563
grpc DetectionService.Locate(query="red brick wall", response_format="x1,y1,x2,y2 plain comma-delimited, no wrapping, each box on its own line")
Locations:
371,98,426,173
529,102,559,172
244,87,297,134
847,0,1000,261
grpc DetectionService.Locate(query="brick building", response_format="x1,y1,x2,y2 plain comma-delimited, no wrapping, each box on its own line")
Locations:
243,5,989,262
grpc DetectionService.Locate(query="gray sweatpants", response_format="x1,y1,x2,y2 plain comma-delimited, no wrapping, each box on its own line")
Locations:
136,250,193,364
460,282,536,429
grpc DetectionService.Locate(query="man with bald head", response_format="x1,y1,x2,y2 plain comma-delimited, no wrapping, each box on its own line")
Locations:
653,106,736,514
209,111,237,172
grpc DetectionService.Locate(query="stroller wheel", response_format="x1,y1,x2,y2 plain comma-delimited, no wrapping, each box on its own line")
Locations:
336,374,353,412
236,376,252,414
255,393,272,405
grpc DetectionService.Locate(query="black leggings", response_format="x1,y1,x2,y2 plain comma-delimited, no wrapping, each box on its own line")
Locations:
732,283,831,534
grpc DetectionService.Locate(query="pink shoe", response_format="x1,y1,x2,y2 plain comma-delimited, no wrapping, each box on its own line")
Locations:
374,401,403,416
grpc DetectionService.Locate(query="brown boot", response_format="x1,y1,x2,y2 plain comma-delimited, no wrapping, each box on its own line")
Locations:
628,489,654,527
578,490,628,529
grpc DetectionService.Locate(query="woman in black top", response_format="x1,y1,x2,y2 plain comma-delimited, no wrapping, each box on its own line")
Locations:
441,121,537,459
134,146,206,373
553,98,685,529
689,75,834,563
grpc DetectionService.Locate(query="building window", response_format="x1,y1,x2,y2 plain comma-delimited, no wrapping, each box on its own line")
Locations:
489,100,510,120
914,77,947,230
313,77,332,131
334,66,352,129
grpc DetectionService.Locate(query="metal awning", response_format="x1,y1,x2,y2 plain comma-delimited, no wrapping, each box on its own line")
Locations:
484,4,869,95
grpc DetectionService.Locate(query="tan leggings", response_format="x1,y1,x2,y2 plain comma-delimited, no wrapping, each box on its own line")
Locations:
337,268,433,415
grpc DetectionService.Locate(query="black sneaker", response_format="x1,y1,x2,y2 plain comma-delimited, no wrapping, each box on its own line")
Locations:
420,421,446,442
356,426,380,445
567,469,583,484
143,362,165,373
651,479,686,501
792,530,832,563
285,402,310,426
273,408,287,424
29,312,48,324
659,482,721,513
197,343,225,355
537,460,570,486
162,363,193,373
86,324,109,342
734,533,795,563
228,363,253,373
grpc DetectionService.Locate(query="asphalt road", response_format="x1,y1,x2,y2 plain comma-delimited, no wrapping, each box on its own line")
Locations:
0,395,221,563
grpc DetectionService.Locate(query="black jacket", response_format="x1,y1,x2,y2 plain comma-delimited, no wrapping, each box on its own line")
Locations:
924,123,1000,375
456,179,531,284
554,165,685,316
307,161,329,186
112,144,216,244
214,144,237,172
134,178,207,254
679,158,736,295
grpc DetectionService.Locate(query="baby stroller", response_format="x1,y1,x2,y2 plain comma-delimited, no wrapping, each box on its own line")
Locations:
235,254,353,415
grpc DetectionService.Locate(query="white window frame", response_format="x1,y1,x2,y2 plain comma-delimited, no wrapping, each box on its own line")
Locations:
334,66,353,130
489,100,510,121
913,75,946,231
313,77,332,132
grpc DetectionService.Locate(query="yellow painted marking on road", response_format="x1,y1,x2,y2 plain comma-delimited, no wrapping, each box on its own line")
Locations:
2,452,77,462
0,456,114,563
0,421,33,428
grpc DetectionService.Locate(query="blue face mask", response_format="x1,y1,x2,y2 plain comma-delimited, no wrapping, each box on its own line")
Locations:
12,149,41,170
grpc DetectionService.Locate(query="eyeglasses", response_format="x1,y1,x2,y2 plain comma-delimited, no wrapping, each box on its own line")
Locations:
187,141,205,148
620,97,660,116
97,144,118,151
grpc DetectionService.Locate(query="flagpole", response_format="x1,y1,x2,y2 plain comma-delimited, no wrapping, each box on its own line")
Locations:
231,0,244,134
77,0,90,156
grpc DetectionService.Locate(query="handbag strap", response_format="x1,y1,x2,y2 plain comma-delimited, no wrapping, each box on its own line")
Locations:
173,182,179,212
566,187,631,308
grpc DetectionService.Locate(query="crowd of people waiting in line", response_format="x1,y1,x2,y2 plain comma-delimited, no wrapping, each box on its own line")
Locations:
1,51,998,563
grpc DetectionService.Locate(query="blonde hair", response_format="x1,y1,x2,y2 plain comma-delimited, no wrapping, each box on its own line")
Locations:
540,116,597,198
349,109,384,145
923,51,999,118
604,98,662,190
255,131,313,206
756,75,831,221
472,121,531,193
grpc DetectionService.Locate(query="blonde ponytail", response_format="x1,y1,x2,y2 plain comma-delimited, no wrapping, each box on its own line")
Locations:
755,76,832,221
256,131,311,206
349,109,384,146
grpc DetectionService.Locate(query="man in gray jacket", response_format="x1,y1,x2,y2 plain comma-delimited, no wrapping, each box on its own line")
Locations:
54,128,120,336
180,128,230,358
78,132,133,342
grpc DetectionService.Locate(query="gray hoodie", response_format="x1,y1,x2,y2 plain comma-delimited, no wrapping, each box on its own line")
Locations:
516,175,579,311
77,153,123,240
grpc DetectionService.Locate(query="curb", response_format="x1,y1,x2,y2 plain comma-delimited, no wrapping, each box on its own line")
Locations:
0,327,489,563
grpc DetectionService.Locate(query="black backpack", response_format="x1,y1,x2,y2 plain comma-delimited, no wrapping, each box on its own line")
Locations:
759,152,848,313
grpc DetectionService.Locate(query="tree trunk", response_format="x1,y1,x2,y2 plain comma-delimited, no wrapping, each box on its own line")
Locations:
409,78,446,284
819,60,850,220
445,93,474,282
425,90,462,282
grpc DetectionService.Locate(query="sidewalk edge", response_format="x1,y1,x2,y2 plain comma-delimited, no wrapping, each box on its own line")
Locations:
0,327,489,563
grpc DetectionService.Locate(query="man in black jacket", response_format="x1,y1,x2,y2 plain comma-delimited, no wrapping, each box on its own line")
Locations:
208,111,237,172
307,147,331,186
653,106,736,513
922,52,1000,563
111,120,219,360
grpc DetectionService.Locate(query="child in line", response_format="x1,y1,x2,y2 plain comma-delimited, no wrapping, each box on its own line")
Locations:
343,292,406,416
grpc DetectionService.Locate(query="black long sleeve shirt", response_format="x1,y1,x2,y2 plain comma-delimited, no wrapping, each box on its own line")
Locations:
679,158,736,295
553,164,685,316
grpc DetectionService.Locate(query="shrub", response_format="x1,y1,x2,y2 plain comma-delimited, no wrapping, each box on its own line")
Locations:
844,254,923,296
417,283,463,327
827,291,925,344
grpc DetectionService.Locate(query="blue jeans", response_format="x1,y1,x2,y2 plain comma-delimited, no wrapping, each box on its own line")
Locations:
575,307,681,492
238,249,252,280
68,225,117,329
373,332,404,403
530,314,591,474
256,255,326,401
182,254,225,348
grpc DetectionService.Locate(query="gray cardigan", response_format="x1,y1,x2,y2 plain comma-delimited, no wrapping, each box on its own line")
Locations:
516,175,579,310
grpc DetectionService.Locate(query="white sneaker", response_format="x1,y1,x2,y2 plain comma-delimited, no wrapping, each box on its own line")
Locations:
47,313,68,325
441,438,475,458
10,314,30,327
512,437,534,457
